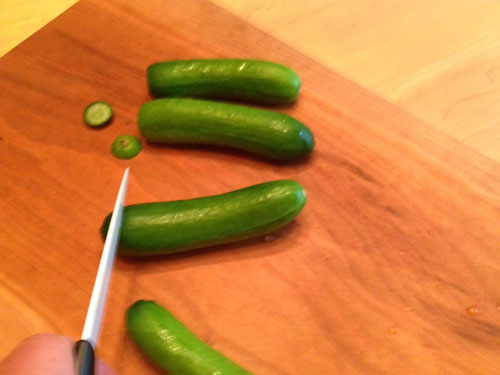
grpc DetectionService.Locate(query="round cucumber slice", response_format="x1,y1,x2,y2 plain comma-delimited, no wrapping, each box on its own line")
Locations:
111,135,142,159
83,101,113,127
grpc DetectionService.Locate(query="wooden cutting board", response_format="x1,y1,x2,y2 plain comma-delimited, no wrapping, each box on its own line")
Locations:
1,0,499,373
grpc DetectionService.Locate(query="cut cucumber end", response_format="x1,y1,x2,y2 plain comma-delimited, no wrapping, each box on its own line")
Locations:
111,135,142,159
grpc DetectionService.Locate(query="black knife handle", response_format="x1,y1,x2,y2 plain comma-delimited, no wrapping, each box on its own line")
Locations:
74,339,95,375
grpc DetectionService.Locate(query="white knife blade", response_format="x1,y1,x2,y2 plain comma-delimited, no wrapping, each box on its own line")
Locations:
75,167,129,375
81,167,129,347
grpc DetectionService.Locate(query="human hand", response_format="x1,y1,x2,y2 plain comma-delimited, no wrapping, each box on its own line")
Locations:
0,334,115,375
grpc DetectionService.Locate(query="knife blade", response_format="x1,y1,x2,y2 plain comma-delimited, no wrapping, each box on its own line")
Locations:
75,167,130,375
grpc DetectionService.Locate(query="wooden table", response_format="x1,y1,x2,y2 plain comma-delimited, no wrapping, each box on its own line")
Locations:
1,1,500,374
2,0,500,163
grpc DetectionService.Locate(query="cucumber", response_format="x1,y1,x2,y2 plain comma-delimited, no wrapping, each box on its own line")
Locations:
111,135,142,159
127,300,254,375
101,180,306,256
147,59,301,104
83,101,113,127
138,98,314,161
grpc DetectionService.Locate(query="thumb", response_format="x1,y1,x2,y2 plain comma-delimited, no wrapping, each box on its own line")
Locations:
0,334,74,375
0,334,115,375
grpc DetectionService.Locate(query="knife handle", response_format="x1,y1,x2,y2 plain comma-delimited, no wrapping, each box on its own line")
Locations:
74,339,95,375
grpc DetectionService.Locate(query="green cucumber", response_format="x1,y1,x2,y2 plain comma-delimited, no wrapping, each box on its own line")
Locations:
138,98,314,161
147,59,301,104
127,300,254,375
101,180,306,256
83,101,113,127
111,135,142,159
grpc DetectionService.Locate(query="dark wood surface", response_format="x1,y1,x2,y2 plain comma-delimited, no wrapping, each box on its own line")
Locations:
1,0,499,373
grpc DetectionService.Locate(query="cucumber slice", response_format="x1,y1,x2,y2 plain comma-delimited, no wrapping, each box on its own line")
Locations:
83,101,113,127
111,135,142,159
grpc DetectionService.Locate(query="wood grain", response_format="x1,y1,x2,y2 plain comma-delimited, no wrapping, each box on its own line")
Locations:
3,0,500,164
0,0,78,57
1,0,500,374
213,0,500,163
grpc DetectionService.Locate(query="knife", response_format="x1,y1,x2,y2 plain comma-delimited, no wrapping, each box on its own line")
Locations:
74,167,130,375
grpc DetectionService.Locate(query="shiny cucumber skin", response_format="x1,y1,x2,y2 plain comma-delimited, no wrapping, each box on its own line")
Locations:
101,180,306,256
147,59,301,104
138,98,314,161
127,300,254,375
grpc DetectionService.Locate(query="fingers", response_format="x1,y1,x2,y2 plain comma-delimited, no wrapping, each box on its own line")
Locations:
0,334,116,375
96,358,116,375
0,334,74,375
